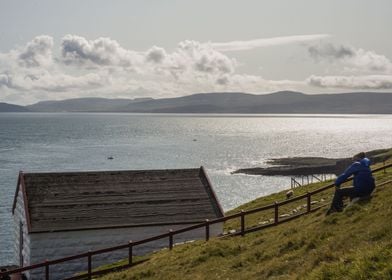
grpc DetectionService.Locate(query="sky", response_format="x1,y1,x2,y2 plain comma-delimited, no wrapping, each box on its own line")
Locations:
0,0,392,105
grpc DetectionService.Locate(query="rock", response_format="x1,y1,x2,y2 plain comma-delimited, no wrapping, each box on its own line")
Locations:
232,148,392,176
279,214,290,218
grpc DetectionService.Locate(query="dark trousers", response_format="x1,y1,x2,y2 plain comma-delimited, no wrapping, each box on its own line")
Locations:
330,187,373,211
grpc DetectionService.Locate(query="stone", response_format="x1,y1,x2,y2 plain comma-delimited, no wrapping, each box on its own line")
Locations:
279,214,290,218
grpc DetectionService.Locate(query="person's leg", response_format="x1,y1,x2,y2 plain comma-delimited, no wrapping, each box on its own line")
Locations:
330,186,357,212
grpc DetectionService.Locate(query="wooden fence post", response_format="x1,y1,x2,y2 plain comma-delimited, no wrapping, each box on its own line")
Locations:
88,251,92,280
169,229,173,250
307,192,311,213
128,240,133,265
205,219,210,241
45,260,49,280
240,210,245,236
274,202,279,224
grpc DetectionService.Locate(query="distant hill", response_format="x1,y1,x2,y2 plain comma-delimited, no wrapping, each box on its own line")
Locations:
26,97,153,112
11,91,392,113
0,102,29,112
118,91,392,114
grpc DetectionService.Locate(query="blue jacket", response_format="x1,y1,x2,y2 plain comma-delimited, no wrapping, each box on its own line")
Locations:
335,158,375,194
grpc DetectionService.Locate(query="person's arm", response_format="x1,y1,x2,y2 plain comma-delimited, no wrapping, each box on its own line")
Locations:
335,162,360,187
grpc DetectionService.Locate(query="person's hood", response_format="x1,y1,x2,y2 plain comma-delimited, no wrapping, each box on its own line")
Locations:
360,157,371,167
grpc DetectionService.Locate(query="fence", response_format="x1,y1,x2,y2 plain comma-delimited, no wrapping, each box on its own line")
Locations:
1,162,391,280
291,174,334,188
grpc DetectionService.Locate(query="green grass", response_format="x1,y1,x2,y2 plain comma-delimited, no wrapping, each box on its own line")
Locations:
100,160,392,280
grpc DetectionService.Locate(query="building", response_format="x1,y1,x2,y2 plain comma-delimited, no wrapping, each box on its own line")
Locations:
12,167,224,279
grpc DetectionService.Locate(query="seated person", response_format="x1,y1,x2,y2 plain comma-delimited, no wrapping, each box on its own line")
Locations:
327,152,375,215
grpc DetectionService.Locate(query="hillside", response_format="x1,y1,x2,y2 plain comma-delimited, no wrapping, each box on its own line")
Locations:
0,102,29,112
22,91,392,113
101,160,392,279
26,97,152,112
119,91,392,113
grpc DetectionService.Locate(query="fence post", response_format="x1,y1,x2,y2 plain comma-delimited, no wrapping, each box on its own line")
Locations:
240,210,245,236
169,229,173,250
205,219,210,241
88,251,92,280
307,192,311,213
45,259,49,280
274,202,279,224
384,161,386,174
128,240,133,265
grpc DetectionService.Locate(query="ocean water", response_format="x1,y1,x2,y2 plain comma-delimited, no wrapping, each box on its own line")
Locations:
1,113,392,265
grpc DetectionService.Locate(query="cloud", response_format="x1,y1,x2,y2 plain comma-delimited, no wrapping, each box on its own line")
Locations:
211,34,330,51
309,43,354,60
61,35,142,67
176,40,236,75
60,36,236,78
0,70,106,92
308,43,392,73
18,35,54,67
307,75,392,89
0,73,10,88
145,46,167,63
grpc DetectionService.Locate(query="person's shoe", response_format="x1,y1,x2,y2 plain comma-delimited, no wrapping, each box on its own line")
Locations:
326,208,335,216
326,207,340,216
326,206,344,216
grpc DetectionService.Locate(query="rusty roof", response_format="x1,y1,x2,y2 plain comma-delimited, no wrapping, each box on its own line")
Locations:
14,167,224,233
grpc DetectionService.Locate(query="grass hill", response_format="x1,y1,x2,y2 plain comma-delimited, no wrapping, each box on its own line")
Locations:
100,159,392,280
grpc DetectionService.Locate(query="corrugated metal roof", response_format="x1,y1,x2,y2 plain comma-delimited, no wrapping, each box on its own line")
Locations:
17,167,224,233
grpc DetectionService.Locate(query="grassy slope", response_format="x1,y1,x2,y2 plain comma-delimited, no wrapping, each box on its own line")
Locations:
101,161,392,280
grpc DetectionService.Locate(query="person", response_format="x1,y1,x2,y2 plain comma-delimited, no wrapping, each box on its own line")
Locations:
326,152,375,215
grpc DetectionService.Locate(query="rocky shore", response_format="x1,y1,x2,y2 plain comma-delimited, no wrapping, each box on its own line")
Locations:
232,148,392,176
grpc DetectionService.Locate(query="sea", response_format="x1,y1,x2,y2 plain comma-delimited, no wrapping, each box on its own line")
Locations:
1,113,392,265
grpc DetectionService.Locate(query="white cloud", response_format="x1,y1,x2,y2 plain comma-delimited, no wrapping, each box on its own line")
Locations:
60,36,237,78
0,73,10,87
212,34,330,51
18,35,54,67
61,35,142,68
174,40,236,75
145,46,167,64
307,75,392,89
308,43,392,73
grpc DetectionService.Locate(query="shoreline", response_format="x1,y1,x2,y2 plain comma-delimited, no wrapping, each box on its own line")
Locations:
232,148,392,176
